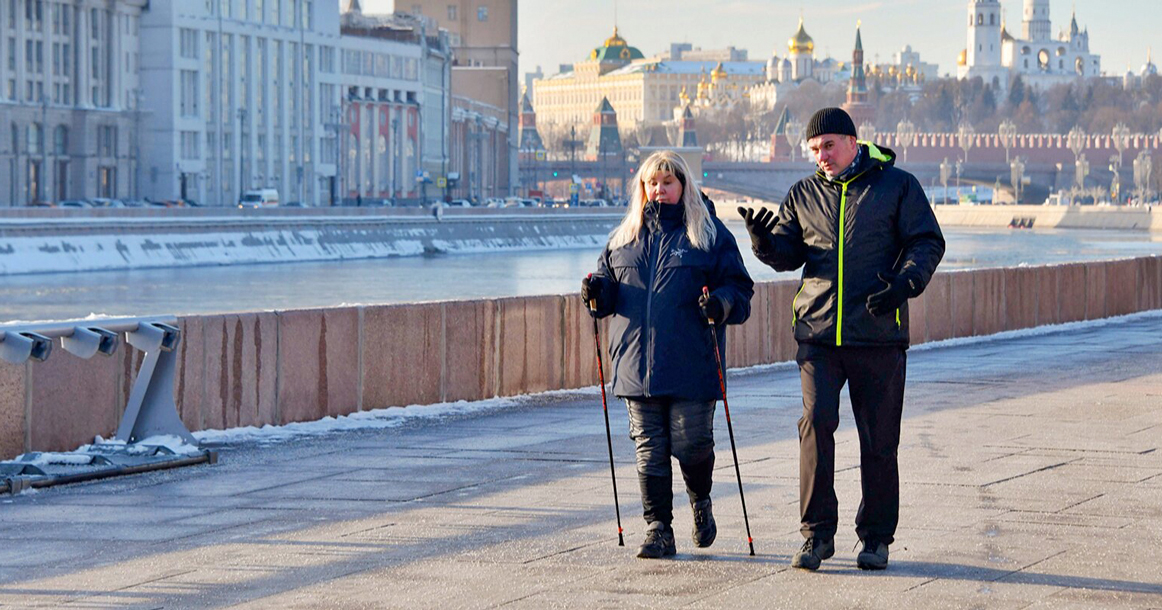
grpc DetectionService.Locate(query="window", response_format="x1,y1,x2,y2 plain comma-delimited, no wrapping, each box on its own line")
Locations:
180,28,198,59
27,122,42,155
180,69,198,116
180,131,200,159
255,0,263,22
447,4,456,20
319,45,334,73
53,125,66,154
477,5,487,21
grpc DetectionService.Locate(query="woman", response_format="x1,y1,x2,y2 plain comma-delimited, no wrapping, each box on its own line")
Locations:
581,150,753,558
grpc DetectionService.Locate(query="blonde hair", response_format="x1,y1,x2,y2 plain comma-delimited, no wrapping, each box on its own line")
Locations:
608,150,716,251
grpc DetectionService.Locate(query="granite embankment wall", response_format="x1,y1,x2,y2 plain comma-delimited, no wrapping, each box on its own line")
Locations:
1,255,1159,459
721,204,1162,232
0,212,622,275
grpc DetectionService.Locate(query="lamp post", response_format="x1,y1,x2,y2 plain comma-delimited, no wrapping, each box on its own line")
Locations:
939,157,952,205
955,159,963,202
1010,156,1025,205
237,107,248,204
998,119,1017,164
957,121,975,163
1074,153,1089,204
1112,122,1131,169
785,118,804,162
895,119,916,163
1134,149,1152,205
858,121,877,146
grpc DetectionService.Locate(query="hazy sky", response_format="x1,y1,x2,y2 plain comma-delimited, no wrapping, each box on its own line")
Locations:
366,1,1160,81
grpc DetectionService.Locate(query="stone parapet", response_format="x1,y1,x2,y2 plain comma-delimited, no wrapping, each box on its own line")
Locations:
2,255,1159,457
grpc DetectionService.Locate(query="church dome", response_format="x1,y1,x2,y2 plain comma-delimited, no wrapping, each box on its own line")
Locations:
788,17,814,54
1142,49,1158,77
711,62,727,82
590,27,645,62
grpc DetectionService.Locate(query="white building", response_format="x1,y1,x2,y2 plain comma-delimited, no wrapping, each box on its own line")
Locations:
0,0,146,205
958,0,1101,90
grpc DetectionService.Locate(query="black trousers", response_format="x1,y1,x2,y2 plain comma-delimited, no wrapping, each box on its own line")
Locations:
626,398,716,525
796,343,906,545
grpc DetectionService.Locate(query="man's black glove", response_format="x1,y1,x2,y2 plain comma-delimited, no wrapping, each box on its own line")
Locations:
738,206,777,250
866,272,917,317
699,292,726,324
581,275,608,315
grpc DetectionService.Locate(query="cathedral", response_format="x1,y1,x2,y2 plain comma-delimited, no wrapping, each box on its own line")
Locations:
958,0,1101,90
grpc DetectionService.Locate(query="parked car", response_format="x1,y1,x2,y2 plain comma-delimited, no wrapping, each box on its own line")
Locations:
122,199,148,207
59,200,92,208
88,198,125,208
448,199,473,207
484,197,505,208
238,189,280,208
283,201,308,208
27,201,55,207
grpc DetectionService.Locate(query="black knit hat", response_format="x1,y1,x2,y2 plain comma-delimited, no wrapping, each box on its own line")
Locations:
804,107,857,141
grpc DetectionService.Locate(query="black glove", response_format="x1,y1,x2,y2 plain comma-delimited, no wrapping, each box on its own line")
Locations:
738,206,777,250
866,272,916,317
581,275,608,315
699,292,726,324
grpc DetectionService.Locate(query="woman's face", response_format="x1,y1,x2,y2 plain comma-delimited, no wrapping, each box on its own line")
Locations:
645,170,684,205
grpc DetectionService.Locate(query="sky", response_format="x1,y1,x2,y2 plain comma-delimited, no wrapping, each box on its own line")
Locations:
365,0,1161,82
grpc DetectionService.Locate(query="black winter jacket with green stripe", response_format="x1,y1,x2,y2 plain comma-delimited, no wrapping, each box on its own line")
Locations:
754,143,945,347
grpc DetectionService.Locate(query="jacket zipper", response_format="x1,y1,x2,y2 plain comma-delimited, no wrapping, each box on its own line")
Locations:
643,228,663,394
828,167,873,347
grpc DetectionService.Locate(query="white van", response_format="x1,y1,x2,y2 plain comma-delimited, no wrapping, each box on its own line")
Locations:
239,189,280,208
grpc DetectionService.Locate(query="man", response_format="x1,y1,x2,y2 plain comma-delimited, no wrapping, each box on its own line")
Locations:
740,107,945,571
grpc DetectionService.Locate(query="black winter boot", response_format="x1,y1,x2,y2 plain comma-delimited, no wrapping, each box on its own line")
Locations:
791,537,835,570
691,498,717,547
637,521,676,559
857,539,889,570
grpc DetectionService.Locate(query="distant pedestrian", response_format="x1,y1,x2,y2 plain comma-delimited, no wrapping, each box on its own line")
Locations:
431,201,443,221
740,107,945,571
583,150,754,559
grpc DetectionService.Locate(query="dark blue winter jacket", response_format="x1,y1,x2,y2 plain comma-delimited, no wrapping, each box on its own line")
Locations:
591,200,754,401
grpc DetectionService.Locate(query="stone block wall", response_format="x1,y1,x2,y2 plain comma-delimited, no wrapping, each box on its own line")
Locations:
1,255,1159,457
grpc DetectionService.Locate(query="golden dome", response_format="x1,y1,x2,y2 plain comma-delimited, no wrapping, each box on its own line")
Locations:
788,17,814,54
957,49,967,66
604,26,627,48
711,61,727,81
679,85,690,102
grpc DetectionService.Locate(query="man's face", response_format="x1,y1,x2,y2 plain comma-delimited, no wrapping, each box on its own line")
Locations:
808,134,859,177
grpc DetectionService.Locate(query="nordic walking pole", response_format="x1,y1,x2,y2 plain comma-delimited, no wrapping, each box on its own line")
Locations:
703,286,756,556
589,275,625,546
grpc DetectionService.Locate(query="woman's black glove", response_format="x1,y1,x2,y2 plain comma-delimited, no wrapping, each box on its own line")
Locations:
738,206,777,250
866,272,916,317
581,275,608,315
699,292,726,324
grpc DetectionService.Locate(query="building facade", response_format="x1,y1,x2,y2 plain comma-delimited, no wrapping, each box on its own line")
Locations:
138,0,343,207
0,0,146,205
405,0,517,197
339,8,451,205
958,0,1101,90
533,28,764,133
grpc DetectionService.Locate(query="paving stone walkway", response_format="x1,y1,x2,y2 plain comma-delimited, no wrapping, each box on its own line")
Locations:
0,315,1160,609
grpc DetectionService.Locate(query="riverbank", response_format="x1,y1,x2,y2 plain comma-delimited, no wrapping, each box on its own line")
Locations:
0,212,620,275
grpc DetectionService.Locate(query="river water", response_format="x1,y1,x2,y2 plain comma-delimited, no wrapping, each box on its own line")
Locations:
2,226,1160,323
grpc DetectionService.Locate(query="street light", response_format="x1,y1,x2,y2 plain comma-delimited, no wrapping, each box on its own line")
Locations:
1134,149,1152,205
1010,156,1025,205
785,118,804,162
955,159,963,202
939,157,952,205
1112,122,1131,169
895,119,916,163
957,121,975,163
858,121,877,146
998,119,1018,164
1074,153,1089,204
